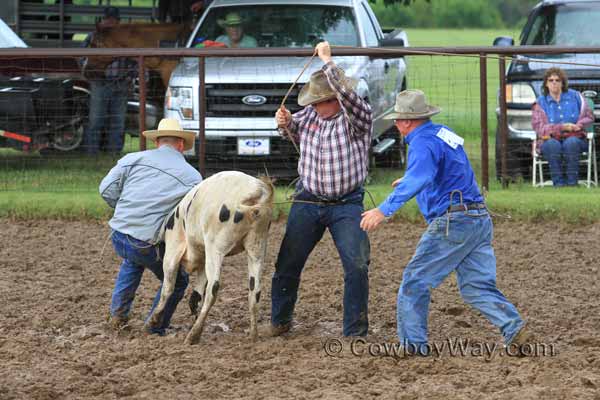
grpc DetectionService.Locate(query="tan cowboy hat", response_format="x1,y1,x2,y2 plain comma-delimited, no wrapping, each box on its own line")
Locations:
142,118,196,151
218,12,244,28
383,89,441,120
298,69,357,106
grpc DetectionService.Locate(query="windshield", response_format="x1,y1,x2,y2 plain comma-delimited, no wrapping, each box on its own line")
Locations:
191,5,359,48
523,3,600,46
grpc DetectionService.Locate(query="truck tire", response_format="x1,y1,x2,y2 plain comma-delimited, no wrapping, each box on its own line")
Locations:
52,88,88,152
373,129,406,169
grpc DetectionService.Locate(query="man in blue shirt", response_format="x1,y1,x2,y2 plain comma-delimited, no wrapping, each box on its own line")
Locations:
360,90,532,355
100,118,202,335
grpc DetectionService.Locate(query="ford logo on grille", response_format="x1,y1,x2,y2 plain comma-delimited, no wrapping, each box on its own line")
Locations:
245,140,262,147
242,94,267,106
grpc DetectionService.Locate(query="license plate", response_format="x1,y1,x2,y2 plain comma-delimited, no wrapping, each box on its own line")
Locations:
237,137,270,155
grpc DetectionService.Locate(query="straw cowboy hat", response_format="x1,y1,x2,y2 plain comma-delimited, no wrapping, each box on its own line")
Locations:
218,12,245,27
383,89,441,120
298,69,357,106
143,118,196,151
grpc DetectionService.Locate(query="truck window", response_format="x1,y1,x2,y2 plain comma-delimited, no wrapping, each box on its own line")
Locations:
523,3,600,47
192,5,359,48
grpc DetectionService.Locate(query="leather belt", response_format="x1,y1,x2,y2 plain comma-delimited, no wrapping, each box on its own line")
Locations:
447,203,487,213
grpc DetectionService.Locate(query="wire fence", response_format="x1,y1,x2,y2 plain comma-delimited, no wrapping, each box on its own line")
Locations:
1,45,599,194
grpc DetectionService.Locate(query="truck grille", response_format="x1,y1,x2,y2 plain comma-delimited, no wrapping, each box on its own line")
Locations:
569,84,600,105
195,135,299,178
206,83,303,117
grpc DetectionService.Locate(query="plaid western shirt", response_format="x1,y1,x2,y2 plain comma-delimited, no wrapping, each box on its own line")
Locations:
280,62,373,199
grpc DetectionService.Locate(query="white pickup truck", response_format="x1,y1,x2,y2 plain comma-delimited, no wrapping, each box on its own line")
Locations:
165,0,408,175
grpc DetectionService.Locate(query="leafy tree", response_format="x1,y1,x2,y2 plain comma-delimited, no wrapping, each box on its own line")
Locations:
371,0,535,29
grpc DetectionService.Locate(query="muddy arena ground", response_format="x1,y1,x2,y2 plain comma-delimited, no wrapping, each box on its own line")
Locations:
1,218,600,400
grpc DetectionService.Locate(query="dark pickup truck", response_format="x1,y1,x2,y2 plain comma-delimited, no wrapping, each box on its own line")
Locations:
494,0,600,180
0,17,160,154
0,75,88,152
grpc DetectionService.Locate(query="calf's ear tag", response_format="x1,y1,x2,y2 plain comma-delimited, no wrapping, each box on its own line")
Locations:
436,127,464,149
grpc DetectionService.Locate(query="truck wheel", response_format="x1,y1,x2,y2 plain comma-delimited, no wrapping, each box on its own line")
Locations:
373,130,406,169
52,90,88,152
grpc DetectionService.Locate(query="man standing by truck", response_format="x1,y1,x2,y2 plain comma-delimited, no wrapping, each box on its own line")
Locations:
267,41,372,337
81,7,136,155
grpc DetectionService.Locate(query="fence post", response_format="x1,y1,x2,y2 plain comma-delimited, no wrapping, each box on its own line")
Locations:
138,55,147,151
198,56,206,177
15,1,21,36
479,53,489,191
498,55,509,189
59,0,64,47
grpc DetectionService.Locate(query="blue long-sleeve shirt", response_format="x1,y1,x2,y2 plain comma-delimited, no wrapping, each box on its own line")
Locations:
378,121,483,224
99,145,202,243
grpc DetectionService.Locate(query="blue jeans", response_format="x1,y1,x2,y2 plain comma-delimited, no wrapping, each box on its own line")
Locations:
541,137,587,186
397,209,523,347
83,79,129,155
110,231,189,335
271,187,370,336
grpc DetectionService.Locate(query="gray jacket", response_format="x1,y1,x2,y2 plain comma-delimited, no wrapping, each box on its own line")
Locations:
99,145,202,243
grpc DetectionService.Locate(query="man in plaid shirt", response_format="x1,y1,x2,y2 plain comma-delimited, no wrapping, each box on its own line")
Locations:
266,41,372,337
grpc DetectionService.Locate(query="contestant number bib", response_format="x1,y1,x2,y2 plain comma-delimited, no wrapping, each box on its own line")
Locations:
436,127,464,149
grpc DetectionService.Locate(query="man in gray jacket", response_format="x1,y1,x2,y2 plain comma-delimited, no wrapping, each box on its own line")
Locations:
99,118,202,335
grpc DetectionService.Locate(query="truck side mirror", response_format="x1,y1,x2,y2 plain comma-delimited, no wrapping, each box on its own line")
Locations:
379,38,404,47
493,36,514,47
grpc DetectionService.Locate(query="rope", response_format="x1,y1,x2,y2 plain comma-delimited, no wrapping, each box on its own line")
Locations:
98,230,113,264
364,188,378,209
486,205,513,220
280,47,319,108
272,175,379,209
278,47,319,155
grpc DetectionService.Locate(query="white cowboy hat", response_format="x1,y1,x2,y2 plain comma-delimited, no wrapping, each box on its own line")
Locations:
383,89,441,120
142,118,196,151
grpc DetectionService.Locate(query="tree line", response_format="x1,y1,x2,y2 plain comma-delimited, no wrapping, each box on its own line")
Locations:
371,0,540,29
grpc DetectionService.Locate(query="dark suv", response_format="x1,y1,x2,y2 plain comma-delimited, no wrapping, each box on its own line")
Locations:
493,0,600,179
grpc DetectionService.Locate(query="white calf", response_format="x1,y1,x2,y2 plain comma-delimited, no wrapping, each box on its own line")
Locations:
146,171,274,344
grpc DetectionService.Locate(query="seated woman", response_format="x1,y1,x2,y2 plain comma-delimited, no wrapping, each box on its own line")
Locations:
215,12,257,48
532,67,594,186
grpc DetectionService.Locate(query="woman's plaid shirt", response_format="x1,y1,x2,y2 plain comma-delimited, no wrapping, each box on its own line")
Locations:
281,62,373,199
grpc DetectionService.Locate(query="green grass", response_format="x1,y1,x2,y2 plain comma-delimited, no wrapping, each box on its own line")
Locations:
2,28,600,222
3,172,600,223
404,28,521,138
365,176,600,224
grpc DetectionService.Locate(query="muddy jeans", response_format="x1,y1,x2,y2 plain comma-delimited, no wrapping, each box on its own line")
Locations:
271,187,370,336
397,209,524,348
110,230,188,335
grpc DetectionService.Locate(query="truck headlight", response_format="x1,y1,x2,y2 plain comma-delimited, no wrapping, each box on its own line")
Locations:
506,83,536,105
166,86,193,120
